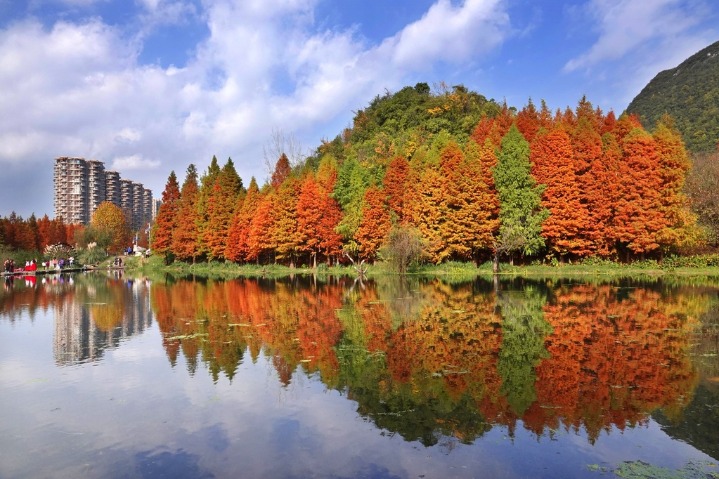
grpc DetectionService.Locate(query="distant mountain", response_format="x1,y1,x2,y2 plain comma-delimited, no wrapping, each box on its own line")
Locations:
626,40,719,153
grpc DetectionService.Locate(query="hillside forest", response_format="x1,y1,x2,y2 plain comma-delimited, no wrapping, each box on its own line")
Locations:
2,83,718,267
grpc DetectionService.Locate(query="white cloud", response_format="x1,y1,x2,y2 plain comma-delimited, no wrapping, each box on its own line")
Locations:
136,0,199,31
0,0,514,217
111,154,161,170
564,0,714,73
114,128,142,144
389,0,509,69
560,0,718,110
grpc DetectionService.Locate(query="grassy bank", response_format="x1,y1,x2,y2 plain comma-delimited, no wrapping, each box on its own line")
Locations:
121,255,719,280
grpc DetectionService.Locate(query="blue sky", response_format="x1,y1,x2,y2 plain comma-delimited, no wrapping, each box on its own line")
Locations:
1,0,717,218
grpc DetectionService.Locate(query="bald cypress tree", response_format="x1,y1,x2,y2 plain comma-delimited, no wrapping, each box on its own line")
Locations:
172,165,200,263
151,171,180,258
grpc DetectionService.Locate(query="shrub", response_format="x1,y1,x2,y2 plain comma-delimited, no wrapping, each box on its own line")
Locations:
380,226,424,274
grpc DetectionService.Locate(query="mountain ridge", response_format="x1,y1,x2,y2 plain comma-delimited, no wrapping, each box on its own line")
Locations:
626,40,719,152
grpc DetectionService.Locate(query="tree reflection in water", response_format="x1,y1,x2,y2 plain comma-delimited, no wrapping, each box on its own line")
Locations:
148,275,714,449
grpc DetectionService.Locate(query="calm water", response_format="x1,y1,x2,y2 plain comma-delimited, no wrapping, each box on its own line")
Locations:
1,273,718,479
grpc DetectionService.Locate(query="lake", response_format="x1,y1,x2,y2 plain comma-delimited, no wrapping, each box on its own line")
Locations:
1,272,718,478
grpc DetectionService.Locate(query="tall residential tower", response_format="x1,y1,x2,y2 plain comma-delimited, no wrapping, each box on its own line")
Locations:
53,157,153,229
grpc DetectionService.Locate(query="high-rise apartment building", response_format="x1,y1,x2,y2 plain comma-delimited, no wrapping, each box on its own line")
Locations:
54,157,89,224
53,157,153,229
87,160,106,215
132,182,145,231
142,188,153,231
120,179,134,226
105,171,121,206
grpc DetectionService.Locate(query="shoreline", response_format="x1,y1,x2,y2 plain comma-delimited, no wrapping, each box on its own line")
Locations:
121,255,719,280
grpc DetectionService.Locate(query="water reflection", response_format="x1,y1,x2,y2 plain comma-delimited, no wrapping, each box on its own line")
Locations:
1,272,153,364
2,273,718,476
149,275,717,450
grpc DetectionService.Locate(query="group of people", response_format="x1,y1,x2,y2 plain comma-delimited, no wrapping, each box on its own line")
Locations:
3,258,17,273
3,258,38,273
43,257,73,270
3,257,76,274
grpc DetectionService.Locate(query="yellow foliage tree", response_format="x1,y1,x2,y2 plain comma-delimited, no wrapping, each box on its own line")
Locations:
91,201,131,254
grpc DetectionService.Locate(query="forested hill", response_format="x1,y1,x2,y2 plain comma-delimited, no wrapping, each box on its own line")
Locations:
626,40,719,153
347,82,501,143
311,82,503,167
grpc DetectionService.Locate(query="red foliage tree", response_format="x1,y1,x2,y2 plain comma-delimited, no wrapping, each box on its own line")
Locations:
296,175,324,266
531,127,589,258
270,153,291,188
355,186,391,262
571,116,607,255
225,178,260,263
151,171,180,256
382,155,411,223
172,165,200,262
613,128,667,257
247,191,276,263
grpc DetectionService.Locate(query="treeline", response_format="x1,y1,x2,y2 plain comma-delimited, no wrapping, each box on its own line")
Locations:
152,85,704,267
0,213,79,253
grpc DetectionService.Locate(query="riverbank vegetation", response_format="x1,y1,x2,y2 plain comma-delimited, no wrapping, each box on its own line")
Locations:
123,252,719,282
149,84,717,273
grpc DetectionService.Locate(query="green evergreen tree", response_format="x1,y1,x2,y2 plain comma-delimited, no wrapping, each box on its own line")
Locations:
497,286,552,416
334,157,371,244
493,124,549,267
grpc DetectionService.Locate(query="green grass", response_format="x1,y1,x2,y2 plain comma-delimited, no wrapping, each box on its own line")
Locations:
121,255,719,281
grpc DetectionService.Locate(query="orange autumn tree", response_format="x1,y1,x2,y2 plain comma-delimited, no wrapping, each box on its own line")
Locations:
151,171,180,257
271,177,301,266
515,99,541,143
460,141,499,261
223,192,245,262
296,163,344,267
204,158,243,261
475,137,501,237
408,156,447,263
247,190,276,263
354,185,391,262
225,177,260,263
440,141,497,262
614,128,667,257
383,155,411,223
271,153,291,188
572,115,611,256
37,215,53,250
35,214,68,248
194,156,221,258
598,132,623,255
172,164,200,263
471,104,514,149
437,142,466,259
530,126,589,259
315,156,344,264
296,174,324,267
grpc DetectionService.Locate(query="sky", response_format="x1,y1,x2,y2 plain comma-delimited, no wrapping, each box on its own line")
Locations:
1,0,717,219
